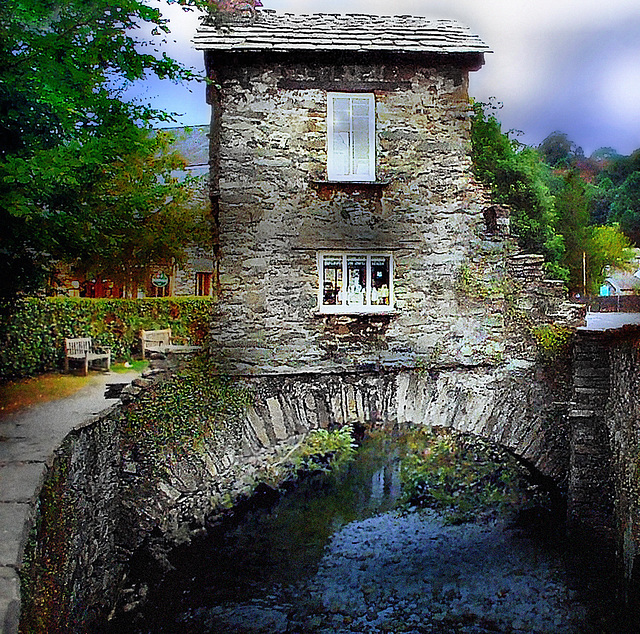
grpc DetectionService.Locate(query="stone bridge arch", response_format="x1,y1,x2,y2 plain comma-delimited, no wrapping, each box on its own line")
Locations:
241,365,569,483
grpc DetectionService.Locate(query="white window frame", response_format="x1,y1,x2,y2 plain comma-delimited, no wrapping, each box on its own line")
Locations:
327,92,376,182
318,252,394,314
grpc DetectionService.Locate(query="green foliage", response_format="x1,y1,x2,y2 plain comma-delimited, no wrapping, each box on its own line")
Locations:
0,0,208,300
590,224,635,287
609,172,640,244
0,297,213,380
291,426,357,474
530,324,573,363
122,356,251,459
553,170,593,292
538,131,582,167
399,428,533,524
470,102,568,282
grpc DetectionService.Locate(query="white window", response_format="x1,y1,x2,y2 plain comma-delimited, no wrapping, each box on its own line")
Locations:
327,93,375,182
319,252,393,313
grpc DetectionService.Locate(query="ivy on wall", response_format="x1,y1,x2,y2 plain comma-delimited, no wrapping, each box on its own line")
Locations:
0,297,213,380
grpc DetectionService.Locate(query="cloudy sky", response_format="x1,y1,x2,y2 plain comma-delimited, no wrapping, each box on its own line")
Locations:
133,0,640,156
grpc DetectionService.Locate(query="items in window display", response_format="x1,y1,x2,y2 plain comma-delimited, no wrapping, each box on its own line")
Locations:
319,253,392,312
323,256,343,305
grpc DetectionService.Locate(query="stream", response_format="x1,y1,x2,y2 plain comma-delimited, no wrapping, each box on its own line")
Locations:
114,427,623,633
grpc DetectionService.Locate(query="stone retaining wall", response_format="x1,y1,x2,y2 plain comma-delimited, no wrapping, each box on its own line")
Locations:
568,326,640,602
18,368,309,633
605,328,640,599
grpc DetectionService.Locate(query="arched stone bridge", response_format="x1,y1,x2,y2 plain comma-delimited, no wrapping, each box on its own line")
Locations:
241,324,640,594
241,363,569,482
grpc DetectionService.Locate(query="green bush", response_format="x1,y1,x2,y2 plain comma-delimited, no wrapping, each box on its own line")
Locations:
291,427,357,474
399,428,532,524
530,323,573,363
0,297,213,380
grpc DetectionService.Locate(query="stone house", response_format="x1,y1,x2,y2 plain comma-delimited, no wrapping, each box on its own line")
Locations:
194,10,526,375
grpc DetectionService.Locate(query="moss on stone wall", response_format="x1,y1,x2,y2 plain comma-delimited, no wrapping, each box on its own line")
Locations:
122,356,251,462
19,455,74,633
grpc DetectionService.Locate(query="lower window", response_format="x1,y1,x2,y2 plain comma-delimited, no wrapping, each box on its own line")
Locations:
319,252,393,313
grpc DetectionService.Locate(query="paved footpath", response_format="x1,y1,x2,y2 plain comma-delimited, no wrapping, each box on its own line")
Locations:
581,311,640,331
0,370,139,634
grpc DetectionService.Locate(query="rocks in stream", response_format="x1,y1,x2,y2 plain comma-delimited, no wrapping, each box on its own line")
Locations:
179,509,588,633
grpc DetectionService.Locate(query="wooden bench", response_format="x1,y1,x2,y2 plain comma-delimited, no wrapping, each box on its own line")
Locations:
140,328,201,360
64,338,111,375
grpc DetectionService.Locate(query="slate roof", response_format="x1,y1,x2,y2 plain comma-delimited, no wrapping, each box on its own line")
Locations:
193,10,490,54
605,272,640,294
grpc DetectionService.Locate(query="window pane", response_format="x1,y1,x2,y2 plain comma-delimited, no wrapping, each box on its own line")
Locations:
370,256,390,305
332,132,350,175
323,256,343,305
331,97,351,176
352,120,370,176
346,256,367,306
352,97,371,176
333,98,351,128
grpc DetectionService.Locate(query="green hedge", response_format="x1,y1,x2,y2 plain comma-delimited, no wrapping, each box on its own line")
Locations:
0,297,214,380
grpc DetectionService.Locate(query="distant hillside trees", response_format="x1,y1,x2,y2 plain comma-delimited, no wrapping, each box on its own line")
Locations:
471,103,635,294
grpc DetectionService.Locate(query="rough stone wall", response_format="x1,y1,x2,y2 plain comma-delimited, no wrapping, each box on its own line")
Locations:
567,327,640,602
567,332,616,564
206,52,532,375
19,410,127,631
604,328,640,597
172,245,216,296
242,363,571,482
18,368,318,633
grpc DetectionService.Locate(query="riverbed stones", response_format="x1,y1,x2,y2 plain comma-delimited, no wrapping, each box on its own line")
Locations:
190,510,588,634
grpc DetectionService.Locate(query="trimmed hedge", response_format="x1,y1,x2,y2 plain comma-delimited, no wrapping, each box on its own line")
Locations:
0,297,214,380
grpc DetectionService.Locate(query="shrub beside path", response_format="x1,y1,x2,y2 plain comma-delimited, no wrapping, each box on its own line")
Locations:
0,369,140,634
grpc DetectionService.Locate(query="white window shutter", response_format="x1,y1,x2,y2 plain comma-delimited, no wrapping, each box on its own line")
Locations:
328,93,375,181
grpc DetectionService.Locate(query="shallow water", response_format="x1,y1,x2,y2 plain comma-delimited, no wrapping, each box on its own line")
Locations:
115,429,618,633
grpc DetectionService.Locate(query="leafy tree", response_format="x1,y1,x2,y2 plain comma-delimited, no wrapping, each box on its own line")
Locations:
598,149,640,188
589,176,615,225
0,0,208,301
589,224,635,290
590,147,621,164
470,102,568,281
609,171,640,244
64,127,210,296
538,131,581,168
553,170,593,292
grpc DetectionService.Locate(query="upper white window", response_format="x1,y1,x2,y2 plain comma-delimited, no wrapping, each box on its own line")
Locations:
319,252,393,314
327,93,376,182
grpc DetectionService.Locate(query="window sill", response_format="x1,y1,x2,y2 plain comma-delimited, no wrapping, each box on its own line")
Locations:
311,179,391,187
314,310,398,318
